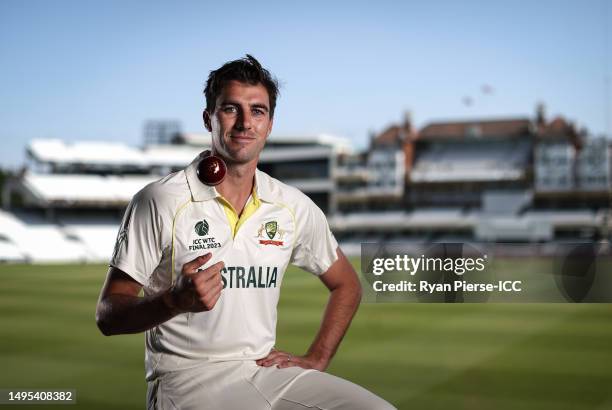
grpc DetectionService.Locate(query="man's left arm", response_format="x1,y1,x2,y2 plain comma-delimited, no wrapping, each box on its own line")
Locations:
256,248,361,371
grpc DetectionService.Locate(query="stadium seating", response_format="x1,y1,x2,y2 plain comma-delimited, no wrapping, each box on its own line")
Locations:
0,210,122,263
0,236,26,262
330,209,471,232
58,215,121,261
0,210,91,262
411,140,530,182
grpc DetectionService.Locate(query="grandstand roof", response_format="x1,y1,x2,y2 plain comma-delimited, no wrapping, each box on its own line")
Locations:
21,172,158,206
28,139,207,169
372,124,415,147
28,139,147,167
28,135,348,169
419,118,532,140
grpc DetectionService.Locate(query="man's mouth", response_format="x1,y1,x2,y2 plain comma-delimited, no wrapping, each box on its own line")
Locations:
229,134,255,141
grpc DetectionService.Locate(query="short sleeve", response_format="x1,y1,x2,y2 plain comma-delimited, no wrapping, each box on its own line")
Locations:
290,198,339,275
109,189,163,285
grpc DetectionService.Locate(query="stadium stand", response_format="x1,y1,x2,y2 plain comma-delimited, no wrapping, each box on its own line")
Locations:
330,208,472,232
481,191,533,215
58,215,121,261
0,210,91,262
1,134,343,262
411,139,530,183
334,106,609,249
2,107,609,263
0,234,26,262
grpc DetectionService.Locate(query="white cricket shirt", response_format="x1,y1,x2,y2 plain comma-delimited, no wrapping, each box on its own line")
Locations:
110,152,339,379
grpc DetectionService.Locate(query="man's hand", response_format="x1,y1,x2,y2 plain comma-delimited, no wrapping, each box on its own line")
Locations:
166,253,225,314
255,249,361,372
95,253,225,336
256,348,328,371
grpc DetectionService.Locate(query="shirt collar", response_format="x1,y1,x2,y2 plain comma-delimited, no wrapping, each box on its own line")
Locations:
254,168,274,203
185,152,275,203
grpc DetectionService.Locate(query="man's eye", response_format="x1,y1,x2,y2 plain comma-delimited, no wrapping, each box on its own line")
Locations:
222,106,237,114
252,109,265,116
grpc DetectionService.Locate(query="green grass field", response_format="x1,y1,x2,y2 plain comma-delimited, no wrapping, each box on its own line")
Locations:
1,263,612,409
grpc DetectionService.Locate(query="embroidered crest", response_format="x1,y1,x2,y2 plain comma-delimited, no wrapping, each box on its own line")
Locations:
257,221,284,246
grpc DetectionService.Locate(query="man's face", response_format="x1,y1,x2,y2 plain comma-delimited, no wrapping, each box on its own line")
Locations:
204,80,273,165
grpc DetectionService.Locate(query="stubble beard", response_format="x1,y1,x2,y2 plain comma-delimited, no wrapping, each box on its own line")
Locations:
216,134,265,166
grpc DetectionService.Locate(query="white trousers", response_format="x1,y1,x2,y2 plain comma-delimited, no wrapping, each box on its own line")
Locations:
147,360,395,410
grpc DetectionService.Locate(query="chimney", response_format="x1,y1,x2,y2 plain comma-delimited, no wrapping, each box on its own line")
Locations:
398,110,414,147
368,129,376,150
403,111,413,135
536,102,546,127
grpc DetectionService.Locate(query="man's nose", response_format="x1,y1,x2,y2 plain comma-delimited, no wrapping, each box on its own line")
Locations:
235,110,253,131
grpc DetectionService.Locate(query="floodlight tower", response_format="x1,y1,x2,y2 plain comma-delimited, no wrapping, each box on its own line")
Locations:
143,120,182,146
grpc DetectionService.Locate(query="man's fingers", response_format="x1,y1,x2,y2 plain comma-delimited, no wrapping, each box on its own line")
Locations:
256,351,275,366
181,253,213,274
200,260,225,278
207,286,222,308
209,261,226,273
174,255,225,312
257,350,295,367
199,280,222,301
196,279,223,309
260,350,282,361
276,355,312,369
188,281,222,312
200,271,223,291
190,261,224,290
277,359,300,369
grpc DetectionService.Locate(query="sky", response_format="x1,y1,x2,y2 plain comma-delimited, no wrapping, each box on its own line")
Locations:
1,0,610,169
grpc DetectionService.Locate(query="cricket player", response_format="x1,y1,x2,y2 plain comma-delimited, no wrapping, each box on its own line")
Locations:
96,55,395,410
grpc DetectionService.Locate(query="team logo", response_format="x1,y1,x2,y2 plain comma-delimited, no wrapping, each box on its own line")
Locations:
194,219,209,236
257,221,284,246
265,221,277,239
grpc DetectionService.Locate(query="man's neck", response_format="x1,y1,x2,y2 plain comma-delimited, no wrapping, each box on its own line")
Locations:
215,160,257,216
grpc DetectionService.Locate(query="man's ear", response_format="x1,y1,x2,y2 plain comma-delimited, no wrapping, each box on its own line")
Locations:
203,110,212,132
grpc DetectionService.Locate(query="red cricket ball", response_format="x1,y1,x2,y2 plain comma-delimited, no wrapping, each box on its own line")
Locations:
196,154,227,186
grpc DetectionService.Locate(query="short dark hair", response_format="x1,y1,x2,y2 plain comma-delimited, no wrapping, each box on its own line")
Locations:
204,54,280,118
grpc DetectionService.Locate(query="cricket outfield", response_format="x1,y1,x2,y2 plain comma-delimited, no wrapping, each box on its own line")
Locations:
1,261,611,409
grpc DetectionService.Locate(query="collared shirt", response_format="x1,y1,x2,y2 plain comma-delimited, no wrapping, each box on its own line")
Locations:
110,151,339,379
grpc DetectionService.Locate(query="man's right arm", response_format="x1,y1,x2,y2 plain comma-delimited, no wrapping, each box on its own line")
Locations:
95,253,224,336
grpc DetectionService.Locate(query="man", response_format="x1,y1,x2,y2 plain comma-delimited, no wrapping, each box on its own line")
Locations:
96,55,395,410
